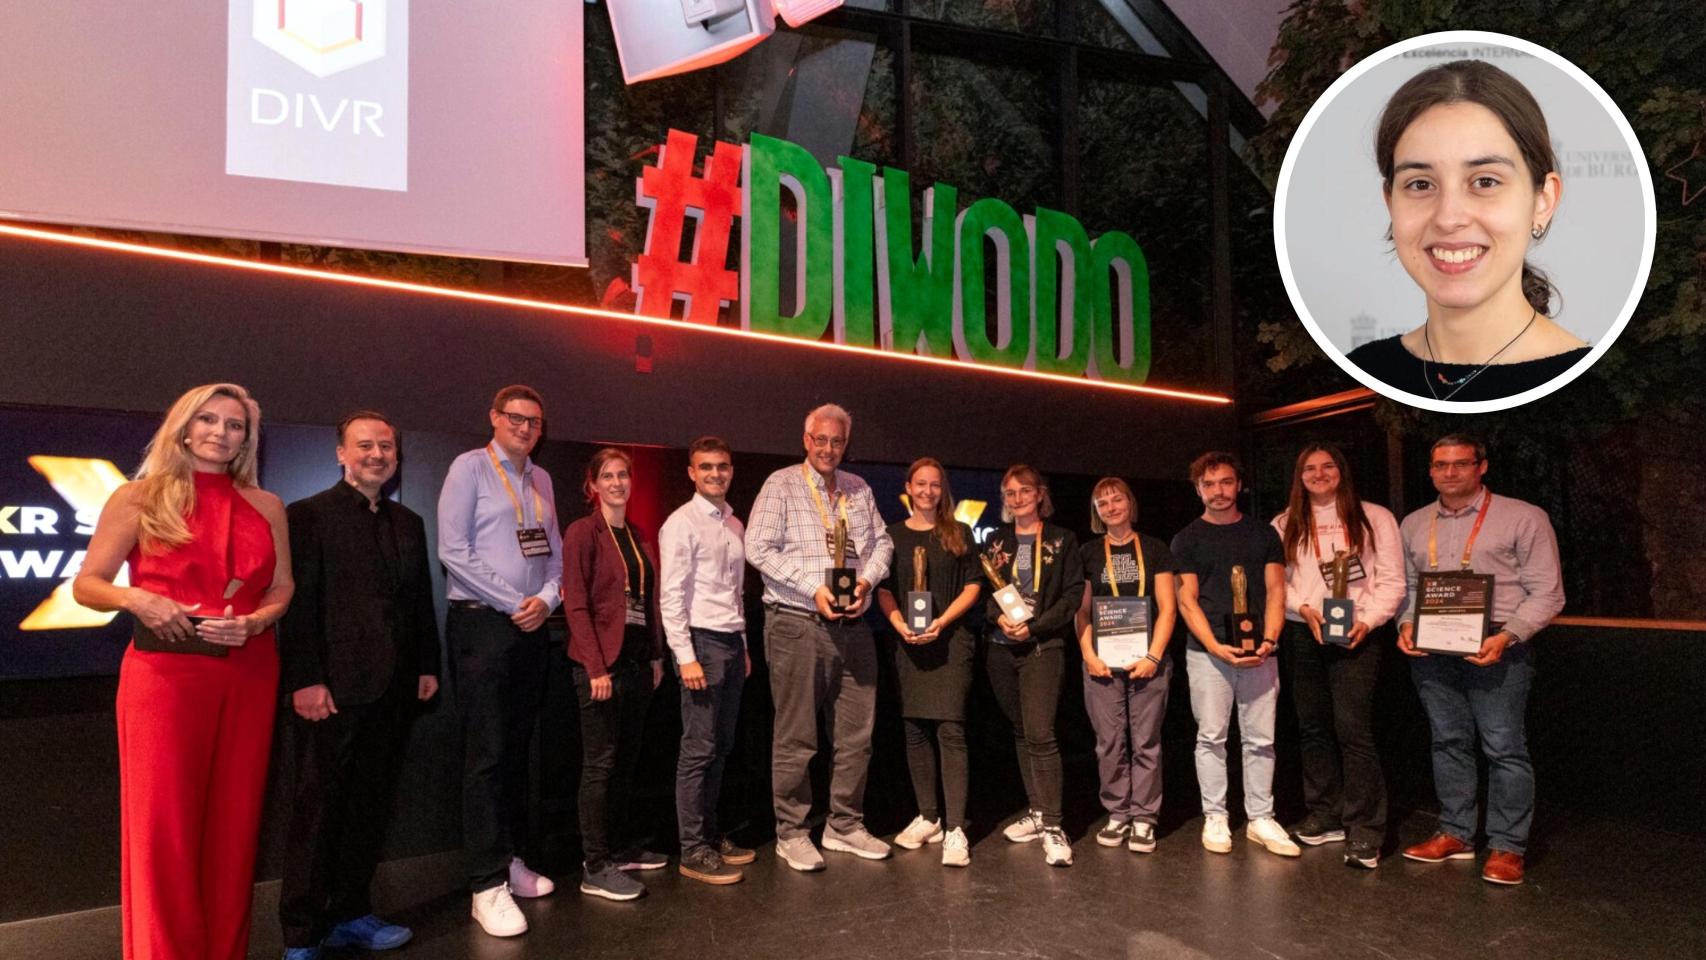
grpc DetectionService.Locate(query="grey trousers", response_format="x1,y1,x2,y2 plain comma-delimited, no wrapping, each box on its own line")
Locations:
765,607,877,839
1082,657,1172,824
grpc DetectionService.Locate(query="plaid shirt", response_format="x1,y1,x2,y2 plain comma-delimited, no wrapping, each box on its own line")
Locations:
747,461,893,611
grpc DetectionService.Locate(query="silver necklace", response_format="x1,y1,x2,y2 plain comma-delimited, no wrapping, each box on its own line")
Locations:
1423,308,1536,401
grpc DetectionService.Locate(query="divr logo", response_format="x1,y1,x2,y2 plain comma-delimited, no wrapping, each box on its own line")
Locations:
253,0,388,78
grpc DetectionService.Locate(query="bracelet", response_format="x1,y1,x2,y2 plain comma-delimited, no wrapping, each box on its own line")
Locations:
1142,654,1161,666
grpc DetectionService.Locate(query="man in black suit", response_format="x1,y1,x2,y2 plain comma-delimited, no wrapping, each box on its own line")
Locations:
278,411,441,960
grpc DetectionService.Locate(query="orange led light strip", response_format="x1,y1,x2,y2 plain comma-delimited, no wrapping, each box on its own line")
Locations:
0,223,1231,405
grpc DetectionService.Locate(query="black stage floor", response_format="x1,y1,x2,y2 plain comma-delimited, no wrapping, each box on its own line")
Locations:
4,805,1700,960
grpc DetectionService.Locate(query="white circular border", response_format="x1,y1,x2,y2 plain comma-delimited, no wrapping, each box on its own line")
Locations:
1272,30,1657,414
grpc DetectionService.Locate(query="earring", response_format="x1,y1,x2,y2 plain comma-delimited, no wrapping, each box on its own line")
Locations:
1530,224,1545,239
182,436,192,445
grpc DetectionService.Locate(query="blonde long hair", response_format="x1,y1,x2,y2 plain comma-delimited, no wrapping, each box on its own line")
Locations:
133,383,262,552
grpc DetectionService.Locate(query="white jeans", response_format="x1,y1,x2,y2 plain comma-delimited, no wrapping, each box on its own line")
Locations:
1184,646,1279,819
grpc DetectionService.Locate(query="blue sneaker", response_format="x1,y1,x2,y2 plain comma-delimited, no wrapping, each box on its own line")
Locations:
283,948,321,960
323,914,414,951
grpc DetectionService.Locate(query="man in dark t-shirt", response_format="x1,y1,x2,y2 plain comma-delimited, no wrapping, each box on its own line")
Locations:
1171,452,1299,860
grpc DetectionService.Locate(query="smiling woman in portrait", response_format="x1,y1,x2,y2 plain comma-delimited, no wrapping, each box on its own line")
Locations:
1346,59,1590,402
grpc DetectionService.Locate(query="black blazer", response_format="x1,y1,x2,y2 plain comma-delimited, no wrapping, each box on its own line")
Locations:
981,521,1085,646
281,482,440,705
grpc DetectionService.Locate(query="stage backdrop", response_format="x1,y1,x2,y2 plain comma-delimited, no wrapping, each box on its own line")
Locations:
0,1,586,265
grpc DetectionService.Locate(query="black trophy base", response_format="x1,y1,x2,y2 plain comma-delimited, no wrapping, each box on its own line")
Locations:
1322,598,1356,646
1224,613,1261,656
827,567,857,614
906,591,935,633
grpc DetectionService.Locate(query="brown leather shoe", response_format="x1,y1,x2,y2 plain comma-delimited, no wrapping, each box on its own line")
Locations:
718,838,757,866
1402,832,1475,863
1482,850,1525,885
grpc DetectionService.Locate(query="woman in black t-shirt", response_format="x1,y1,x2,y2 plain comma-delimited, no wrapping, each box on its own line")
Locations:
1074,478,1178,854
982,464,1084,867
876,458,981,867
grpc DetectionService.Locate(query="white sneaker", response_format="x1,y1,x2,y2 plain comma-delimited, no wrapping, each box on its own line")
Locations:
1003,810,1045,843
822,825,892,860
1041,826,1073,867
1201,815,1232,854
508,857,555,897
895,815,945,850
471,884,527,937
1247,817,1302,858
941,827,970,868
775,835,826,872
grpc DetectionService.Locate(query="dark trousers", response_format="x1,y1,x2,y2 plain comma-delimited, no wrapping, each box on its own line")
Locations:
986,640,1065,826
450,606,548,893
766,608,877,839
1082,658,1171,824
573,656,653,871
1284,620,1387,845
278,676,413,947
676,628,746,858
903,718,968,829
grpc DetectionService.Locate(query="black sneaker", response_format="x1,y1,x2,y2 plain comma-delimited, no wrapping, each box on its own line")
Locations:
614,846,669,871
680,849,744,885
1094,818,1130,847
1292,815,1346,846
1344,839,1380,869
718,838,756,865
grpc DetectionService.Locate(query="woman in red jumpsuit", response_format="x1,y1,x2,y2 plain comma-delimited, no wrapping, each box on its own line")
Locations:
75,383,294,960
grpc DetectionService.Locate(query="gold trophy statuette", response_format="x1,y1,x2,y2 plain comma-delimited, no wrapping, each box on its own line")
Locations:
981,554,1033,625
1323,549,1355,645
1227,564,1259,654
826,516,856,612
907,545,934,634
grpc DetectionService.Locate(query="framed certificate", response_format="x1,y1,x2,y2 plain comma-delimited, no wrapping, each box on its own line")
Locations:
1092,596,1151,669
1412,572,1493,656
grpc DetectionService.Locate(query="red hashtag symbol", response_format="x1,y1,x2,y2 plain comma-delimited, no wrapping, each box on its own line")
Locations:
633,129,743,324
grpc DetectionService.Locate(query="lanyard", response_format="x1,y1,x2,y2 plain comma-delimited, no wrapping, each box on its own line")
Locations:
801,463,851,541
1428,489,1492,571
486,445,545,528
1104,535,1145,598
605,519,645,599
1013,528,1043,592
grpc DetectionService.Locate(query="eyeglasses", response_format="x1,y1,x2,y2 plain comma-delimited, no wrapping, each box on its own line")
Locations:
1001,486,1037,502
500,412,544,431
807,434,847,450
1430,459,1481,472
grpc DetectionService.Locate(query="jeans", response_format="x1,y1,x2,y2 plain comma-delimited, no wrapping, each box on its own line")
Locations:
765,608,877,839
1283,620,1386,844
1184,646,1278,819
1082,658,1172,824
902,718,968,829
1409,641,1535,854
573,656,654,871
986,640,1065,826
450,606,548,893
676,629,746,858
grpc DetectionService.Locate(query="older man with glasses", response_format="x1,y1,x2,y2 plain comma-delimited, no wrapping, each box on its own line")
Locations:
747,403,894,872
437,385,563,936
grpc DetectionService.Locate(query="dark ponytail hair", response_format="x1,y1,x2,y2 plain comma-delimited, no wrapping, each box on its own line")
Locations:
1376,60,1559,316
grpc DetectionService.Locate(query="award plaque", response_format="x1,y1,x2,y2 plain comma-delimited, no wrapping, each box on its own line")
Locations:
980,555,1034,625
1321,549,1356,646
1223,564,1261,655
1093,596,1152,669
825,516,857,613
1413,571,1494,656
906,545,935,634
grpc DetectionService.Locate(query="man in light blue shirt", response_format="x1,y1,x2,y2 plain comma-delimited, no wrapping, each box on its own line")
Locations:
437,384,562,938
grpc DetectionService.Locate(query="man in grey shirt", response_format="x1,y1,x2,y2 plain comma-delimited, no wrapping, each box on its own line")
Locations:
1395,433,1564,887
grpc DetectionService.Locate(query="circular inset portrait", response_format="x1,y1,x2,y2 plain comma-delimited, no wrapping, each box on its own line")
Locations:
1275,31,1655,412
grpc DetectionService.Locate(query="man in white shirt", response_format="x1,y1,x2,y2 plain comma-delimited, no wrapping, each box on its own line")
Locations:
659,436,755,885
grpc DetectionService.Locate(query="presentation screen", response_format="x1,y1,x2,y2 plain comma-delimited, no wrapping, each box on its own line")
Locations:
0,1,586,265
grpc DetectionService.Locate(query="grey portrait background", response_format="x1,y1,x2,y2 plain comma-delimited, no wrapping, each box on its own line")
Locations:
1282,40,1645,352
